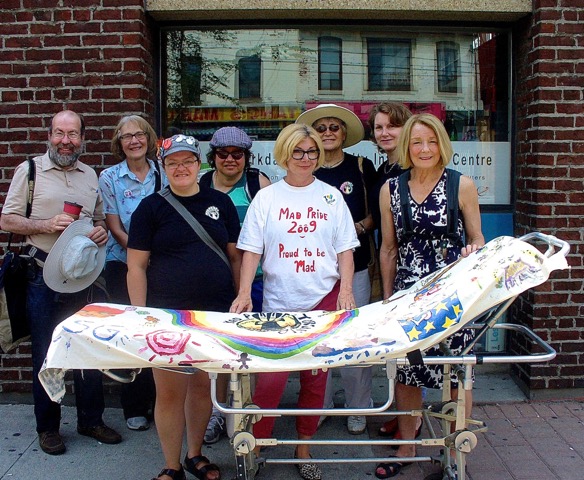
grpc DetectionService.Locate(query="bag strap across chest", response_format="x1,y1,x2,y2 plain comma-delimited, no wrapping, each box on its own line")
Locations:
7,159,36,250
398,168,462,242
158,188,231,270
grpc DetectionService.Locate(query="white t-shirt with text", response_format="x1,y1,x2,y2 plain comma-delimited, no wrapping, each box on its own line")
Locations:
237,178,359,311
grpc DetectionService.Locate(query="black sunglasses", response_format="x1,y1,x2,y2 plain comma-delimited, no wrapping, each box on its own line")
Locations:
314,124,341,133
215,150,245,160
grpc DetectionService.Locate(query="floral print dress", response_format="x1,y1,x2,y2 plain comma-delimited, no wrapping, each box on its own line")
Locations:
388,169,474,388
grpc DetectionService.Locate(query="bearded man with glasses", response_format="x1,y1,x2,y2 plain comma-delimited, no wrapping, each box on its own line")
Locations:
0,110,122,455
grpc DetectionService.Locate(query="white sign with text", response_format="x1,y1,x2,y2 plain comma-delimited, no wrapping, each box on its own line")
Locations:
200,140,511,205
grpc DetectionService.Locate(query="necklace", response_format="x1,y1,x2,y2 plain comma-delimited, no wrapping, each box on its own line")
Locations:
384,161,398,176
321,157,344,169
212,171,238,192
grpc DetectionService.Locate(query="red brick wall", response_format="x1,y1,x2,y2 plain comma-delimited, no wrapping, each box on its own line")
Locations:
0,0,156,395
510,0,584,395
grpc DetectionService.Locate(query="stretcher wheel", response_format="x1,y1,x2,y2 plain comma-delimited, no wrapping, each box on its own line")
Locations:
454,430,477,453
441,401,458,416
233,431,257,455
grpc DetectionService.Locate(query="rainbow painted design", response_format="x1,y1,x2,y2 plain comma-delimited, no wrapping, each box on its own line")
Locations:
166,308,358,359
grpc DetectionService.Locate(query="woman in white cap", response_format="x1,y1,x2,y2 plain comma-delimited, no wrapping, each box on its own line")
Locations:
198,126,270,445
127,134,241,480
231,123,359,480
296,104,377,435
99,115,165,432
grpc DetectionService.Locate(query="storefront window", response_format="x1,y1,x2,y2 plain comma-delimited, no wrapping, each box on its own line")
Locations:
318,36,342,91
367,38,412,91
437,41,460,93
161,26,511,206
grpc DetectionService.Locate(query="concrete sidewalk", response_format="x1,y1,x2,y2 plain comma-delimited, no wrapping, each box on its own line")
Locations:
1,366,583,480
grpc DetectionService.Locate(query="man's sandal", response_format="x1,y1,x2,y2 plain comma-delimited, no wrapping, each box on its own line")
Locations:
184,455,221,480
375,458,413,479
151,467,186,480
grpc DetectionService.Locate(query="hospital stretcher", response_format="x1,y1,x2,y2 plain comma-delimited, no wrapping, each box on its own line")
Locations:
39,233,570,480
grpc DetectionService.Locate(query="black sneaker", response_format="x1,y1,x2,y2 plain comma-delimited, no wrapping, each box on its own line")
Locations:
38,431,66,455
77,424,122,444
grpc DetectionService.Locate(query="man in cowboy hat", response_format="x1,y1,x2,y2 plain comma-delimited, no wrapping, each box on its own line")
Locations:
0,110,122,455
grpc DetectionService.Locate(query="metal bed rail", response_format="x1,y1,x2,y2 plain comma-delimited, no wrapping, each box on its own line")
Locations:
210,320,556,480
212,231,569,480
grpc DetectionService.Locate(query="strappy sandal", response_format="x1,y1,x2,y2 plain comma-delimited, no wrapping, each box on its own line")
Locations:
294,450,321,480
375,457,413,479
183,454,221,480
151,467,186,480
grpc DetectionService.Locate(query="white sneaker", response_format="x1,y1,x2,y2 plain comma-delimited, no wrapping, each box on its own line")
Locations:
126,416,149,431
347,415,367,435
204,413,226,444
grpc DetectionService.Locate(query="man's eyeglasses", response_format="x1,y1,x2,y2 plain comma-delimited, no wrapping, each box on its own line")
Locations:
164,159,198,170
119,131,148,143
314,124,341,134
291,149,320,160
52,130,81,141
216,150,245,160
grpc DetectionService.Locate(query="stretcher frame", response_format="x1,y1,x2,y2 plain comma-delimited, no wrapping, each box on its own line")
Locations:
206,233,568,480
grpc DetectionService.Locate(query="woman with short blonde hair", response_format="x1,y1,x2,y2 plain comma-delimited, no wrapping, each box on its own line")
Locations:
231,123,360,480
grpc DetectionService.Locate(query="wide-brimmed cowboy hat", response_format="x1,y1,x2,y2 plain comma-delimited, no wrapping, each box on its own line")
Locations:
43,220,106,293
295,103,365,148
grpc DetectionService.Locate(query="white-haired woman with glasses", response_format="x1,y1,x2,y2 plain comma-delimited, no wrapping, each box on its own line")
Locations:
230,123,359,480
296,103,377,435
128,134,241,480
99,115,166,432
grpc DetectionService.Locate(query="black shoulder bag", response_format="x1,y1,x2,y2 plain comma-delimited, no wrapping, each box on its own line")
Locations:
0,158,36,352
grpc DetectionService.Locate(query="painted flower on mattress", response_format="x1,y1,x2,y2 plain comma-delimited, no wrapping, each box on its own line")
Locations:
146,329,191,356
